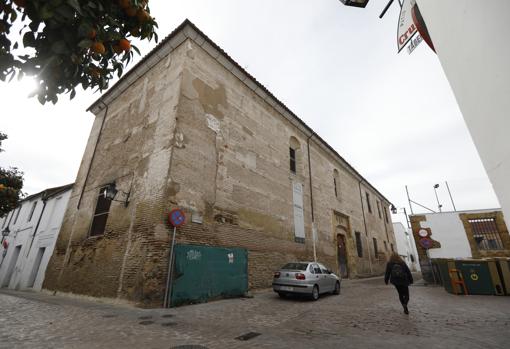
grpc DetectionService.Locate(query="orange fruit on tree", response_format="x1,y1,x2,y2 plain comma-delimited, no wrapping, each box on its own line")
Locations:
88,29,97,39
130,26,140,37
113,44,123,54
118,0,130,9
91,42,106,55
125,6,137,17
13,0,27,8
118,38,131,52
136,9,150,23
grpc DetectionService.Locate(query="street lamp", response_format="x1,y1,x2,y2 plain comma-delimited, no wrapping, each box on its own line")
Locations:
391,205,410,229
102,182,130,207
433,184,442,212
339,0,370,8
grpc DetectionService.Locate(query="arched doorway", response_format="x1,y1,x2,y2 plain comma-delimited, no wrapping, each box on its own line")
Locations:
337,234,348,278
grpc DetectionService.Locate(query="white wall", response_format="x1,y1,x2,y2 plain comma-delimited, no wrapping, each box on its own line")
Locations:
419,211,474,259
392,222,420,271
0,187,72,291
416,1,510,226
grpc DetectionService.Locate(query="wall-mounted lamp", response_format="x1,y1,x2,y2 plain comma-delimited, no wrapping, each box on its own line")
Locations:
339,0,370,8
390,205,410,229
1,226,10,237
103,183,130,207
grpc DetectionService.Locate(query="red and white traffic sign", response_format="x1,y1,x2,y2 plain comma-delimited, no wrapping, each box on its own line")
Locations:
168,208,186,227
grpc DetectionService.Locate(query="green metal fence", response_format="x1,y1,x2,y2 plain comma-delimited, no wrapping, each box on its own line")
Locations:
170,244,248,307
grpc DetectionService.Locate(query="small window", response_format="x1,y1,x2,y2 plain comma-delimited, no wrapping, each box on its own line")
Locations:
89,186,113,237
390,243,394,252
377,201,382,219
355,232,363,257
365,192,372,214
313,264,322,274
410,254,415,262
319,264,330,274
289,147,296,173
13,207,21,225
384,206,389,223
373,238,378,256
333,169,340,199
469,218,504,250
27,202,37,222
384,241,388,251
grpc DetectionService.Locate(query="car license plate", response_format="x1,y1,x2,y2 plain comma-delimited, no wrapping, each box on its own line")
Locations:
280,286,293,291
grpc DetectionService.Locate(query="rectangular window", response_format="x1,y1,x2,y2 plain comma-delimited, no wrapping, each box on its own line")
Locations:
89,187,112,237
355,232,363,258
365,192,372,213
373,238,378,256
384,241,388,251
469,218,504,250
27,201,37,222
13,207,21,225
390,243,394,252
377,201,382,219
289,148,296,174
384,206,389,223
333,177,338,198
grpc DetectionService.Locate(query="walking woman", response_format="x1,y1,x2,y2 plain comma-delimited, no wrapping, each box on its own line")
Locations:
385,252,413,314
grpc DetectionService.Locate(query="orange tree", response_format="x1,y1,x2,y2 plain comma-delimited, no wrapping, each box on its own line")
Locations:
0,0,158,104
0,132,24,218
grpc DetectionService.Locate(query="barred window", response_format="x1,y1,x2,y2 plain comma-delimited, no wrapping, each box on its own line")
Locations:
469,218,504,250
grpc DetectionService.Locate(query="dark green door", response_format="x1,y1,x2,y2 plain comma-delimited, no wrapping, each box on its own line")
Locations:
170,244,248,306
456,261,494,295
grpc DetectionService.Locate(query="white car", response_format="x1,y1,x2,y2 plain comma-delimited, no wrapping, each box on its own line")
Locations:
272,262,341,300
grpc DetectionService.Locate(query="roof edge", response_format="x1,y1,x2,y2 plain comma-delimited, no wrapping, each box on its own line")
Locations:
86,19,393,205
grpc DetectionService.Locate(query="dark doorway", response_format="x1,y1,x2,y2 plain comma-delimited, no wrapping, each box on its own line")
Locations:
27,247,46,288
337,234,348,278
3,245,21,288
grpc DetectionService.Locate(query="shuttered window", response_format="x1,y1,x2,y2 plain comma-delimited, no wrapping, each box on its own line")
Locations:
89,187,112,237
355,232,363,257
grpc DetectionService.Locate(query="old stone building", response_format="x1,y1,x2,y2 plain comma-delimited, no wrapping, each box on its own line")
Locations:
44,20,396,307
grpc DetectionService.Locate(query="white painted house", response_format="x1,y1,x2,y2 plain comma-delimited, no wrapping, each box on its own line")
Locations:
392,222,420,271
0,184,73,291
416,1,510,228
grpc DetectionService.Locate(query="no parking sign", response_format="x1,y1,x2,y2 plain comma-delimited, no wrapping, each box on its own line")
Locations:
168,208,186,228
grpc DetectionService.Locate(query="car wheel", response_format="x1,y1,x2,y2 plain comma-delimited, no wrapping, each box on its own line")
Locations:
277,292,286,298
311,285,319,301
333,281,340,295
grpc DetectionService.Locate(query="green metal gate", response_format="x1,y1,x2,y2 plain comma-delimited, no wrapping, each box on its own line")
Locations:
170,244,248,307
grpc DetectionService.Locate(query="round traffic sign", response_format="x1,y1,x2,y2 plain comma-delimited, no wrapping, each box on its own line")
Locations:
169,208,186,227
419,238,433,249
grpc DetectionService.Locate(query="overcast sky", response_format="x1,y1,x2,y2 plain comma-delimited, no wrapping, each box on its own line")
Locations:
0,0,500,227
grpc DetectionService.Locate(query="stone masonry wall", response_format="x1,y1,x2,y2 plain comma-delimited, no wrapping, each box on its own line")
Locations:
44,33,396,307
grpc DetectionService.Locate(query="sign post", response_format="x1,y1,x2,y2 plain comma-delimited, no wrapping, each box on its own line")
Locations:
163,208,186,308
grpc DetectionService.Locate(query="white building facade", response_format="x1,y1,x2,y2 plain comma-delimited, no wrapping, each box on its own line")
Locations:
0,184,72,291
416,1,510,227
392,222,420,271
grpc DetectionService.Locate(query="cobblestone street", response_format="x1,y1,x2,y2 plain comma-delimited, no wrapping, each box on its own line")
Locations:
1,276,509,349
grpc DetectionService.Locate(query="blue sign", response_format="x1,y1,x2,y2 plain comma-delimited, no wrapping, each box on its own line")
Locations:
169,208,186,227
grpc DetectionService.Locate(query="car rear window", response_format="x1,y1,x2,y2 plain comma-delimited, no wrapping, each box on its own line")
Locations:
281,263,309,270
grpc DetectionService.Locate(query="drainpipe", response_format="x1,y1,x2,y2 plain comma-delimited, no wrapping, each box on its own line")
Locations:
306,132,317,262
358,180,373,274
77,100,109,209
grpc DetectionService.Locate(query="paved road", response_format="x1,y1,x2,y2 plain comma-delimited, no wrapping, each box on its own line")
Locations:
0,277,509,349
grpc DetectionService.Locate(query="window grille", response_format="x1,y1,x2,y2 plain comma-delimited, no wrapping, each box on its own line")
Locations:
468,218,504,250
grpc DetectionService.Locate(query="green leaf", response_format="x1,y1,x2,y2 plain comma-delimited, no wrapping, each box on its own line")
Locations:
78,39,93,48
51,40,68,54
22,32,36,48
67,0,81,13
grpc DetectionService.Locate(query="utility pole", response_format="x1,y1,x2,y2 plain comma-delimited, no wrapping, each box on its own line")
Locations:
445,181,457,211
